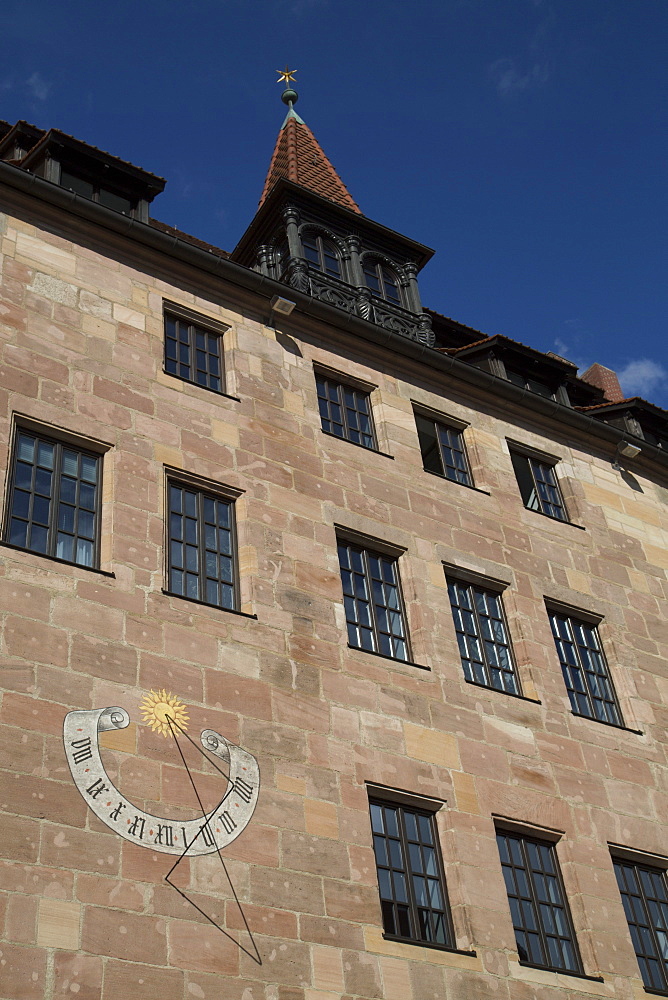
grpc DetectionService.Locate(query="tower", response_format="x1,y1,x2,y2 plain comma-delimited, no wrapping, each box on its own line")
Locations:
232,73,435,345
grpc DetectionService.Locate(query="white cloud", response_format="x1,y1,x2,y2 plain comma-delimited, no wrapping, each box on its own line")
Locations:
26,72,50,102
489,1,554,98
618,359,667,400
552,335,589,374
489,57,550,97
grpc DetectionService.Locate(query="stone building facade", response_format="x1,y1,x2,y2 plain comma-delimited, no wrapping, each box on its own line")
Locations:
0,98,667,1000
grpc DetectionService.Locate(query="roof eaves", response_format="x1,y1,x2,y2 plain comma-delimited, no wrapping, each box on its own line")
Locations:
20,127,166,188
149,218,230,258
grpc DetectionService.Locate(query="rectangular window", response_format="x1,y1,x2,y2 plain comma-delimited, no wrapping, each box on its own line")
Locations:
369,798,453,948
60,169,137,216
506,369,555,399
338,539,409,661
164,310,224,392
316,374,375,450
510,451,567,521
496,830,581,973
167,482,236,610
415,413,472,485
613,857,668,993
447,579,519,694
548,610,622,726
5,429,101,568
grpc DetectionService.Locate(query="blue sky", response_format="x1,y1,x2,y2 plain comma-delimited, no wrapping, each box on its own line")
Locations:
2,0,666,406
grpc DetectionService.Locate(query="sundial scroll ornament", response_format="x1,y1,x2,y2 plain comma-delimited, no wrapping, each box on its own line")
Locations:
63,698,259,855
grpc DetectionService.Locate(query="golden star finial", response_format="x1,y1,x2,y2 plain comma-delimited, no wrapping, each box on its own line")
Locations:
276,65,297,86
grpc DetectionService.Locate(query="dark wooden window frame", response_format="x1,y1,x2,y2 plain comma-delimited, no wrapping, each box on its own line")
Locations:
612,851,668,994
547,606,623,727
496,828,583,974
362,257,402,306
3,425,104,569
509,446,568,522
301,230,342,279
337,532,410,662
163,302,229,395
414,409,473,485
368,794,455,950
446,576,520,695
165,473,242,612
315,369,378,451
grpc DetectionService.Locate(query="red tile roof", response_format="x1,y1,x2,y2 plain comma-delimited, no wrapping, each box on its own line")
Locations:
260,112,360,214
577,396,668,416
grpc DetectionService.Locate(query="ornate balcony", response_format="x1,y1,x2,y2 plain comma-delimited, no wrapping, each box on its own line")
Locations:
284,260,434,347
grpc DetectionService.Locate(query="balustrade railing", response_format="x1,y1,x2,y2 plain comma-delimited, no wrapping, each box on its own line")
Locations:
284,261,434,347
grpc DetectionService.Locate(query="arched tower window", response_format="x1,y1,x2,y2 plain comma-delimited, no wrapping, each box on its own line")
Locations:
363,259,401,306
301,232,341,278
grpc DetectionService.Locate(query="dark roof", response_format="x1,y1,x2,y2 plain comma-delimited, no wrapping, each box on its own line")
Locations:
577,396,668,418
0,120,46,158
441,333,578,371
21,127,165,189
149,219,229,258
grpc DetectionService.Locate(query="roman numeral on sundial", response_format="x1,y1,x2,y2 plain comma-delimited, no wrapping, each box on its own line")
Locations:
70,737,93,765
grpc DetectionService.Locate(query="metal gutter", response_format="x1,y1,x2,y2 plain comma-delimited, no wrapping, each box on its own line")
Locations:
1,160,666,476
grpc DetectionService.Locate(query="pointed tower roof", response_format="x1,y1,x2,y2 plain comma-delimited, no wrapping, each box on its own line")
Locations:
260,77,361,214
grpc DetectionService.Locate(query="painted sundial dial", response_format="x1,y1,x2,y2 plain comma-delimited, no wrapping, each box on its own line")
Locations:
63,690,262,962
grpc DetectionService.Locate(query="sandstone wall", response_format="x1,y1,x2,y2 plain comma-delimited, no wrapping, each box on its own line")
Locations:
0,204,666,999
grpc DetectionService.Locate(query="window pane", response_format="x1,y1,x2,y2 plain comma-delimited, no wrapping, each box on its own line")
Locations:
98,188,134,214
76,480,96,511
17,434,36,463
61,450,79,477
61,170,94,199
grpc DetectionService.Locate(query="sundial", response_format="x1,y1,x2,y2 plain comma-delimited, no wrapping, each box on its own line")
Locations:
63,690,261,963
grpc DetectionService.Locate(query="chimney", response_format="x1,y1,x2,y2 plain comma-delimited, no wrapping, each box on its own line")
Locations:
580,363,625,403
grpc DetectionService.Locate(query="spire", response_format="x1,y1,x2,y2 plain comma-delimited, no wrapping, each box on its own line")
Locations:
260,69,361,214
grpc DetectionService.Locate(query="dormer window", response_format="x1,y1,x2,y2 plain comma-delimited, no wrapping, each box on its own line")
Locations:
302,232,341,278
642,427,668,450
505,369,555,399
363,259,401,306
60,169,136,216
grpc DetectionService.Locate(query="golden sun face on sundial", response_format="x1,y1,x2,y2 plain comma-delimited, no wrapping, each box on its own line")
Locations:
140,689,189,738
